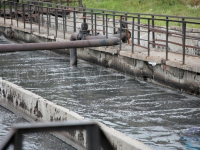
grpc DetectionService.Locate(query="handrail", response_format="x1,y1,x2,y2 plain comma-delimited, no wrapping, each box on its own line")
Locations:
12,0,200,21
0,121,115,150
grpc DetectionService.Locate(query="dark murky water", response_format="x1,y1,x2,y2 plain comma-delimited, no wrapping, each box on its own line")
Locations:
0,36,75,150
0,35,200,150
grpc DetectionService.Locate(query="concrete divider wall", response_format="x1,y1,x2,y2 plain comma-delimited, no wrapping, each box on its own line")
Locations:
0,78,153,150
0,78,86,150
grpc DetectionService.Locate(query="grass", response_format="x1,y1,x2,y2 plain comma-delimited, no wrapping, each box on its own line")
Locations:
82,0,200,18
82,0,200,28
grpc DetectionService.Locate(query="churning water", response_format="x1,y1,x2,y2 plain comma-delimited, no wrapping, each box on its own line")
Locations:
0,35,200,150
0,36,75,150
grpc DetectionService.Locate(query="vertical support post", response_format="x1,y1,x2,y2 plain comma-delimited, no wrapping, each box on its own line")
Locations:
182,20,186,65
9,1,13,26
152,15,155,48
62,9,65,39
0,1,1,18
15,2,18,27
148,19,150,56
102,11,105,35
38,5,40,34
91,10,93,35
132,17,135,53
30,4,32,34
55,8,58,37
119,15,122,51
94,13,97,35
73,8,76,32
113,12,115,34
14,130,23,150
87,125,100,150
166,17,169,60
70,47,77,66
41,3,43,26
48,4,51,28
3,1,5,24
106,14,108,38
47,7,49,36
65,7,67,32
22,3,25,29
137,14,140,45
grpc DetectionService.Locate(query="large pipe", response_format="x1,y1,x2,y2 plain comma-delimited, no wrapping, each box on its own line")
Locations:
0,38,120,53
70,32,127,41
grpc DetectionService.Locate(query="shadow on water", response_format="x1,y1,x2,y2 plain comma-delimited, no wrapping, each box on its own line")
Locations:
0,35,200,150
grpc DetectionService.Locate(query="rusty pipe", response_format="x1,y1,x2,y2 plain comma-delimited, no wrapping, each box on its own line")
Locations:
70,32,127,41
0,38,120,53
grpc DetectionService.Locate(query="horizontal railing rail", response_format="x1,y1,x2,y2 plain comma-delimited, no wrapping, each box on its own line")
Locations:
0,121,115,150
0,0,200,65
10,0,82,7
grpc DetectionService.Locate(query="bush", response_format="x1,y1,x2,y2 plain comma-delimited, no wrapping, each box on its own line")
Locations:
188,0,200,6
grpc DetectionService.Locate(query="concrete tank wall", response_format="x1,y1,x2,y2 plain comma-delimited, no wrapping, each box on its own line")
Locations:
0,78,152,150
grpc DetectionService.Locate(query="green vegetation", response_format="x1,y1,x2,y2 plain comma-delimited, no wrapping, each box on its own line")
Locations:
82,0,200,18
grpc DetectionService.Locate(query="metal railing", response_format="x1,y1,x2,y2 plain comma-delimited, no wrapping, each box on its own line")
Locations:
0,0,200,65
0,121,115,150
10,0,82,7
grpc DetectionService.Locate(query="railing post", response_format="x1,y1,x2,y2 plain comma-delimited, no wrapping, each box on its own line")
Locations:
166,17,169,60
55,8,58,37
47,7,49,36
148,19,150,56
48,3,51,28
41,3,43,26
106,14,108,38
3,1,5,24
62,9,65,39
152,15,155,48
0,1,1,18
15,2,18,27
29,4,32,34
22,3,25,29
14,130,23,150
102,11,105,35
38,5,40,34
65,7,67,32
73,8,76,32
94,13,97,35
132,17,135,53
113,12,115,34
9,1,13,26
91,10,93,35
182,20,186,65
119,15,122,51
137,14,140,45
87,125,100,150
